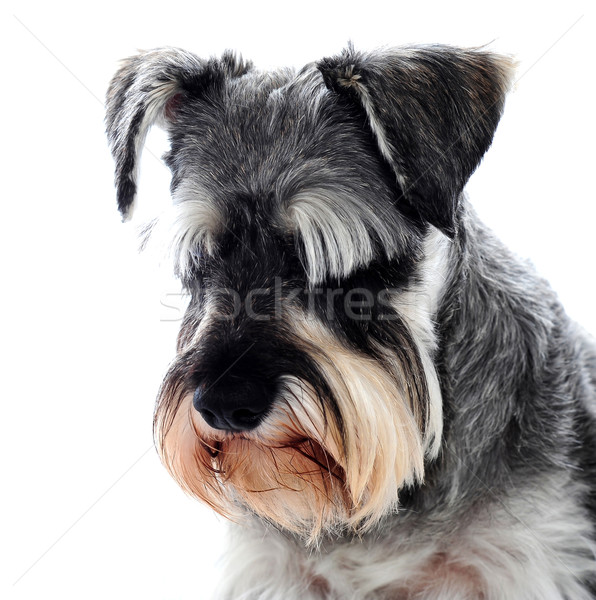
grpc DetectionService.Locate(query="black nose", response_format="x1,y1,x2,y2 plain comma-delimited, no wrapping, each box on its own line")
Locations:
192,380,272,432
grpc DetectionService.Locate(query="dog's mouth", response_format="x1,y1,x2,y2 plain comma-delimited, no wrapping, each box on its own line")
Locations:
204,438,223,459
155,392,352,539
213,434,345,482
198,411,347,490
211,432,350,528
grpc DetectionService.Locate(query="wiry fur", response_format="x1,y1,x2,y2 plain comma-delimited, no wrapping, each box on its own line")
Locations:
106,44,596,598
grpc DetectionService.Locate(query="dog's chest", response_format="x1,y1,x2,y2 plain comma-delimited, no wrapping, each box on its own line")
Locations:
307,545,485,600
222,490,595,600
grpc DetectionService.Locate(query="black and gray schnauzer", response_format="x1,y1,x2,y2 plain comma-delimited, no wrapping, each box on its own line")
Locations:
106,45,596,599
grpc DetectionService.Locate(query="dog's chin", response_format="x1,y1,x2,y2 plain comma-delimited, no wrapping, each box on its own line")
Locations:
155,393,347,543
212,431,351,540
155,375,428,543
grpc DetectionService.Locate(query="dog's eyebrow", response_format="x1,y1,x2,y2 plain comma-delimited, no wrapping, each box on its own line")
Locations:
282,186,405,284
141,182,227,276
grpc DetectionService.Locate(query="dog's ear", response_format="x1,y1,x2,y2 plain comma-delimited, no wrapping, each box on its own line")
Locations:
105,48,252,221
317,45,515,237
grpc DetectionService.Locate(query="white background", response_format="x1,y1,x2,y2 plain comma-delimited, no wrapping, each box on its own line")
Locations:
2,1,595,598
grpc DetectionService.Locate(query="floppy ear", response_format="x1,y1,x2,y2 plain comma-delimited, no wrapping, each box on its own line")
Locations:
317,45,515,237
105,47,252,221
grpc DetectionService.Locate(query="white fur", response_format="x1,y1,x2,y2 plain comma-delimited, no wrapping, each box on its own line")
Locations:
286,187,406,285
216,477,596,599
392,227,453,458
141,181,225,275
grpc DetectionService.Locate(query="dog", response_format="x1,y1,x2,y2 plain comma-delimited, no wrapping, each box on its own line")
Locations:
106,45,596,599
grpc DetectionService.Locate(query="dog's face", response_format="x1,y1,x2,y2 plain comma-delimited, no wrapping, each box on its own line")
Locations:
106,45,513,541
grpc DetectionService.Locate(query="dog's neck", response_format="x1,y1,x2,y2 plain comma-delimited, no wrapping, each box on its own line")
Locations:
422,201,569,507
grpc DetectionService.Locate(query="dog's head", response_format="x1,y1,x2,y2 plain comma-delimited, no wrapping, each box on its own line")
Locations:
106,45,513,542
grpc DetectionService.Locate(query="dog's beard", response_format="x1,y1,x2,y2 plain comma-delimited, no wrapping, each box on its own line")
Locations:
154,313,441,543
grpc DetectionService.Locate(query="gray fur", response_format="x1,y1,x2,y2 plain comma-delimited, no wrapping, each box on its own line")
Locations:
106,45,596,598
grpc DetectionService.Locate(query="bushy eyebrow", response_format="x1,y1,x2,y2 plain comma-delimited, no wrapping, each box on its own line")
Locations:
281,187,407,284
